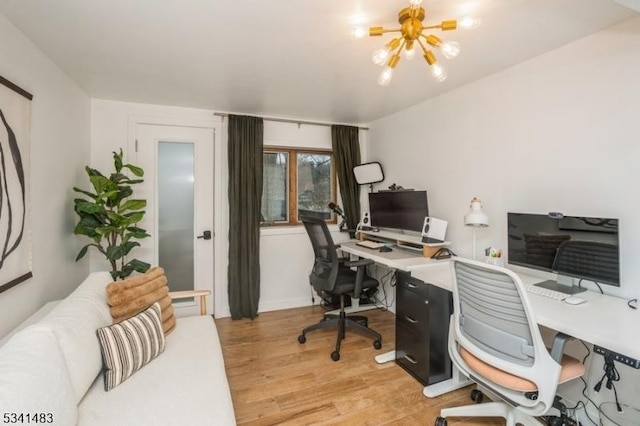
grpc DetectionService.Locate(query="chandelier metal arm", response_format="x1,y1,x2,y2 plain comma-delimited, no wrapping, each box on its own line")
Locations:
416,38,430,55
369,26,401,36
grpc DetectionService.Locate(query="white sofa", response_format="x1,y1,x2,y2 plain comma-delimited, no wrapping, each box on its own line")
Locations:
0,272,236,426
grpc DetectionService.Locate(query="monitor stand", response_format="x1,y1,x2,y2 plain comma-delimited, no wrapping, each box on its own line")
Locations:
535,280,587,295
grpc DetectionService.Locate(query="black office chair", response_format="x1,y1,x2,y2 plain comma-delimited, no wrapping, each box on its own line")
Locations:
297,216,382,361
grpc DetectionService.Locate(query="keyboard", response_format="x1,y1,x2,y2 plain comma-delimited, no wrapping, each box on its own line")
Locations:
356,240,385,249
526,285,568,301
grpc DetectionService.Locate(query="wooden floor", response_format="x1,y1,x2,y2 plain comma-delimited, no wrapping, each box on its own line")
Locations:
216,306,504,425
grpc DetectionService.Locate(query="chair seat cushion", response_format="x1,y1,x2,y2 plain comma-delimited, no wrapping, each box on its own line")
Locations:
333,267,378,295
460,347,585,392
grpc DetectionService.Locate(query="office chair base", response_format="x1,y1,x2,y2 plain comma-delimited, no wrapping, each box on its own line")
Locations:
322,313,368,327
439,401,545,426
298,311,382,361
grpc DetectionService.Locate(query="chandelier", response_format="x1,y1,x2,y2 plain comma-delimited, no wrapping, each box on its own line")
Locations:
356,0,478,86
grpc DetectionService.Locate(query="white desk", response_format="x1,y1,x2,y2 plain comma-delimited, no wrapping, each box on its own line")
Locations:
339,241,640,396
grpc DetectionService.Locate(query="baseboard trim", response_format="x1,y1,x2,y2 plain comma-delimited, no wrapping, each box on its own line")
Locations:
213,298,313,319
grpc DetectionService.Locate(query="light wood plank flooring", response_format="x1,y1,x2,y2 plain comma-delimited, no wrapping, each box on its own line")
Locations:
216,306,504,425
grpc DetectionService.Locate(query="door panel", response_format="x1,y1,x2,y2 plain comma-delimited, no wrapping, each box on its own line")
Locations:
136,124,215,317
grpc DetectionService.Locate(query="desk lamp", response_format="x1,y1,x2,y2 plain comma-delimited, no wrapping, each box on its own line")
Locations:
464,197,489,260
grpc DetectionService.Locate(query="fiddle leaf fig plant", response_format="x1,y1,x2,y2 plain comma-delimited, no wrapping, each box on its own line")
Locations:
73,149,151,280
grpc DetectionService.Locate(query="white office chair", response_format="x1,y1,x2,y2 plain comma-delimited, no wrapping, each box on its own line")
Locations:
436,257,585,426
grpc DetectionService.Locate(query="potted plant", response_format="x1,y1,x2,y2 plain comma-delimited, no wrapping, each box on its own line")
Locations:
73,149,151,280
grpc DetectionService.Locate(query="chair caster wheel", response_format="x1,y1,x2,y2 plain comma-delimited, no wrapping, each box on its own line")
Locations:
373,340,382,350
331,351,340,361
435,416,447,426
298,334,306,344
470,389,484,403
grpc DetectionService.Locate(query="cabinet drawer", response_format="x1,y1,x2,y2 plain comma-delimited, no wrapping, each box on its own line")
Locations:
395,321,431,385
396,292,430,328
398,274,429,298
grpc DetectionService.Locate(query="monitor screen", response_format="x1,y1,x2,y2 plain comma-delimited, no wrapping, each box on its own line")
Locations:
507,213,619,286
369,190,428,232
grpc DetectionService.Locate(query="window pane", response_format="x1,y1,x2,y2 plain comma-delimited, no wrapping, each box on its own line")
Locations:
262,152,288,222
297,153,332,221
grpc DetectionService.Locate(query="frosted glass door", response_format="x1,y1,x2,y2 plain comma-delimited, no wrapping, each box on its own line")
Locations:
136,123,216,317
158,142,194,292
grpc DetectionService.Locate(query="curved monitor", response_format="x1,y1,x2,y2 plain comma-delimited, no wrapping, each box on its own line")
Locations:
369,190,428,232
508,213,619,287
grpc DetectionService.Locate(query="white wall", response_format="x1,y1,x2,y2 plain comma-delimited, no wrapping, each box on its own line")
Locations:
91,100,368,318
368,15,640,417
0,13,91,338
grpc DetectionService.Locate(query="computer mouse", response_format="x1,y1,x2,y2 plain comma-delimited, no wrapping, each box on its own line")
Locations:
564,296,587,305
379,246,392,252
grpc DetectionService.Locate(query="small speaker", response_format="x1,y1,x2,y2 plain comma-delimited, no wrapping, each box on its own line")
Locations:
359,212,371,230
421,217,448,243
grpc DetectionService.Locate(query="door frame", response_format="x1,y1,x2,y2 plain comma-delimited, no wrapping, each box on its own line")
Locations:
127,115,226,317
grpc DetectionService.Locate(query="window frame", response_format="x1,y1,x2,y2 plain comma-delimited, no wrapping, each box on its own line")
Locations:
262,146,337,227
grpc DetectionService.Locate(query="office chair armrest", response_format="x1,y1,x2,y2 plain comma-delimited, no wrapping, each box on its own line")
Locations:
345,258,374,268
548,332,575,364
346,258,374,299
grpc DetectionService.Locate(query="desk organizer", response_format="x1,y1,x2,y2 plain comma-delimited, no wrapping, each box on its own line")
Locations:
358,229,449,258
485,256,505,267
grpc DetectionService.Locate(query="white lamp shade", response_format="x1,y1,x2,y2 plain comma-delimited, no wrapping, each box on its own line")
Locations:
464,197,489,227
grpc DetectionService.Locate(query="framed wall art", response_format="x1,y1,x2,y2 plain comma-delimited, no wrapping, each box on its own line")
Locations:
0,75,33,294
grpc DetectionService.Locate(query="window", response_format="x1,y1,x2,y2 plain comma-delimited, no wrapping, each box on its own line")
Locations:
261,148,336,226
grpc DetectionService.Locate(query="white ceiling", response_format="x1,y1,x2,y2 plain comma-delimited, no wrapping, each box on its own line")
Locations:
0,0,636,124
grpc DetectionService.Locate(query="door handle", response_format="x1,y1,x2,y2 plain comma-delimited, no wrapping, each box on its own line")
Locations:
197,230,212,240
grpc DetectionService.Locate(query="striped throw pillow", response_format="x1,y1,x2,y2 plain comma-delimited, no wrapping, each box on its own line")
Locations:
96,302,165,391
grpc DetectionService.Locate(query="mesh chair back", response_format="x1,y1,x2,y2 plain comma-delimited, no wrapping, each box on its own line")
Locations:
553,240,619,285
301,216,340,293
453,260,536,366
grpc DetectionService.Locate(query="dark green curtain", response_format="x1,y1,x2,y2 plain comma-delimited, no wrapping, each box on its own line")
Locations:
331,125,361,237
228,115,263,320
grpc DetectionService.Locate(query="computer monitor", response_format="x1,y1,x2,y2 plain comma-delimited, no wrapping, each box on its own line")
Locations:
368,190,428,233
507,212,620,294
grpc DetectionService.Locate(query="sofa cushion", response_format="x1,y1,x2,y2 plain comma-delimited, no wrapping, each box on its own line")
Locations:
40,271,113,403
78,316,236,425
0,301,60,348
97,303,166,391
106,267,176,335
0,325,77,425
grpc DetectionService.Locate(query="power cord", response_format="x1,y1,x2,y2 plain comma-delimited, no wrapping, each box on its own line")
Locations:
564,341,599,426
373,266,396,309
577,278,604,294
594,353,622,412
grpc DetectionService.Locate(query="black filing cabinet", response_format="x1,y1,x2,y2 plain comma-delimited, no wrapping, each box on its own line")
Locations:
395,271,452,386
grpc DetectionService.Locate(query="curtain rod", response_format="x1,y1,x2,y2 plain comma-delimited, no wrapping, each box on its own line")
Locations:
213,112,369,131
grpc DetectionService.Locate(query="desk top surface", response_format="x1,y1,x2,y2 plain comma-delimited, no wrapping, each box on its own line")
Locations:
340,240,640,361
339,241,446,272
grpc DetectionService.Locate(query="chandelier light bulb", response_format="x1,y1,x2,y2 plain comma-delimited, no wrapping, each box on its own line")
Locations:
431,63,447,82
378,67,394,86
440,41,461,59
372,47,391,66
404,45,416,60
458,16,481,30
409,0,424,6
351,27,367,39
